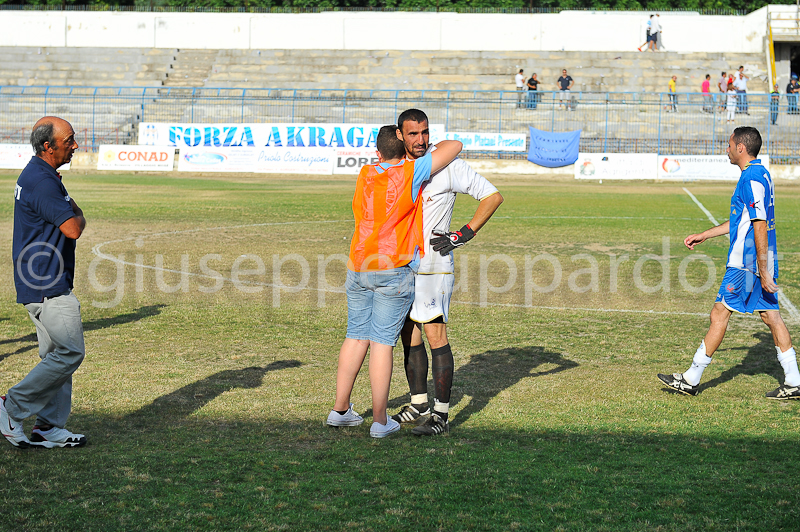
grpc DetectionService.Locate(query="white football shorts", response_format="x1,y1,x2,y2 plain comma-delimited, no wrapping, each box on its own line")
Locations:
409,273,455,324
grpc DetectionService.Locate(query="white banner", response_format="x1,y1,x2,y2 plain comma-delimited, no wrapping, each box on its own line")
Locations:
574,153,658,180
97,145,175,171
0,144,34,169
177,147,334,174
443,132,527,152
0,144,71,171
140,123,444,149
333,148,379,175
657,154,770,181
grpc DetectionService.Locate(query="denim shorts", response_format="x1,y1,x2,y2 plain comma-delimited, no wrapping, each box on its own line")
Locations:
345,266,415,346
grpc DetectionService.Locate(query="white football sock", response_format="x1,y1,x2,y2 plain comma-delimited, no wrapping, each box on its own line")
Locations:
683,341,712,386
411,394,428,408
776,347,800,387
433,398,449,415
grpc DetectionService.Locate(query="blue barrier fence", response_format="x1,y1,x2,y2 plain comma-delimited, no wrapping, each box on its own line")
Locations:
1,86,797,162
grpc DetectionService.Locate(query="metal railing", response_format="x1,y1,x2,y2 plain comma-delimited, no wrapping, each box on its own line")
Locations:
1,87,798,163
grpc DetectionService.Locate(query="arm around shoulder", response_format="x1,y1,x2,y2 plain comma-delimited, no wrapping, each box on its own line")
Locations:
430,140,462,174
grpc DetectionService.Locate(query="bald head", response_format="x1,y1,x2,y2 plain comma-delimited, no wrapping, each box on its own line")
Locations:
31,116,78,170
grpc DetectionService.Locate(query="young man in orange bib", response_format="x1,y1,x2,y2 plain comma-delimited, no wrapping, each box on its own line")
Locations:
327,125,462,438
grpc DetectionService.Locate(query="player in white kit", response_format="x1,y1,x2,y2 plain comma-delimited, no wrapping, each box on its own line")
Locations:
390,109,504,436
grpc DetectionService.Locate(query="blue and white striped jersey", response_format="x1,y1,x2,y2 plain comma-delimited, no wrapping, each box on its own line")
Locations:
727,159,778,279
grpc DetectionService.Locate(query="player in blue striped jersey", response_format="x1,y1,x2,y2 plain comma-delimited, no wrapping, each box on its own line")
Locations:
658,127,800,399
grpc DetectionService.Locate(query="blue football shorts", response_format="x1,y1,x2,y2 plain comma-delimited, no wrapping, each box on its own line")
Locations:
715,267,779,314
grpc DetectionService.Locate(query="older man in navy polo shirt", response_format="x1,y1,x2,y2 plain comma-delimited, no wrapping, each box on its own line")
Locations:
1,116,88,448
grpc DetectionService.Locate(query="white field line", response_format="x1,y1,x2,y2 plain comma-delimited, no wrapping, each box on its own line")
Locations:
682,187,800,322
91,220,704,318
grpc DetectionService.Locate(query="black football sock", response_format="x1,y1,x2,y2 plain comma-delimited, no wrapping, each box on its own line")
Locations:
431,344,454,422
405,343,429,399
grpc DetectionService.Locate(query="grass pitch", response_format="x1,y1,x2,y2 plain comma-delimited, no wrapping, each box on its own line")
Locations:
1,171,800,531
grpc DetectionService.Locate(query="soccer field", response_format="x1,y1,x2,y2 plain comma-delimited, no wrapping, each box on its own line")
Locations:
1,171,799,531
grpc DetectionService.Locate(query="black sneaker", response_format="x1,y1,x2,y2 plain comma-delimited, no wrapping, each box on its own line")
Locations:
765,384,800,400
657,373,699,396
391,404,430,424
411,413,449,436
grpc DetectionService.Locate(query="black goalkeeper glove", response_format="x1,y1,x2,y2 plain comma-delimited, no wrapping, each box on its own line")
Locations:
430,224,475,256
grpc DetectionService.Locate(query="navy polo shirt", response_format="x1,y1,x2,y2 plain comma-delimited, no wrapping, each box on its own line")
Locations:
12,156,77,304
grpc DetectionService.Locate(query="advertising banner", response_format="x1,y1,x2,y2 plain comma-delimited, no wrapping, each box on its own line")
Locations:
528,127,581,168
657,154,771,181
97,145,175,171
443,132,527,152
574,153,659,180
177,147,334,174
141,123,444,149
0,144,34,170
0,144,71,171
333,148,379,175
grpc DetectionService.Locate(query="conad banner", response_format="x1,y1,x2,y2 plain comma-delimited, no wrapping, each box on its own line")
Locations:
0,144,70,170
140,123,444,149
333,148,379,175
443,132,526,152
528,127,581,168
97,145,175,171
574,153,659,180
657,155,771,181
177,147,335,174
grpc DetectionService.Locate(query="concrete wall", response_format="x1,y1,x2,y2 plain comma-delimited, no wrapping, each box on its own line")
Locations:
0,8,772,53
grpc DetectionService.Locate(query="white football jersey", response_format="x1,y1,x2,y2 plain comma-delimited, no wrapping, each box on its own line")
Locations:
417,157,499,274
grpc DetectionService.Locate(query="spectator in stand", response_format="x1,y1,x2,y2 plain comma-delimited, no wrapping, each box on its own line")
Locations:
655,14,665,51
702,74,712,113
557,69,574,111
726,82,737,123
527,72,539,110
717,71,728,111
515,69,525,108
638,15,652,52
667,75,677,112
770,84,780,125
734,66,749,114
648,14,660,52
787,74,800,114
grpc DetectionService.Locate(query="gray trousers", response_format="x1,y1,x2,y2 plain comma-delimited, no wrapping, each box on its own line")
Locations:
6,291,85,428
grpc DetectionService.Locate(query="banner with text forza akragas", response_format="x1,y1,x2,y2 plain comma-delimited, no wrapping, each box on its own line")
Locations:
178,147,334,174
139,123,445,149
98,145,175,171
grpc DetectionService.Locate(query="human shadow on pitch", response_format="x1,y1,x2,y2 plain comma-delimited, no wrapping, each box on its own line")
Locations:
364,346,578,427
658,331,782,395
0,304,166,363
123,360,302,429
698,331,783,393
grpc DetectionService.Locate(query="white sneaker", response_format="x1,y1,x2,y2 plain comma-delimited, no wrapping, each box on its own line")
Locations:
326,403,363,427
30,426,87,448
1,395,30,448
370,417,400,438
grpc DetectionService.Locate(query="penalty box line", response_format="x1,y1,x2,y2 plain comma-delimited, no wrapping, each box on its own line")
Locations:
683,187,800,323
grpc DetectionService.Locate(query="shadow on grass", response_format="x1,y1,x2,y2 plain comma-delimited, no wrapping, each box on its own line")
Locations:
123,361,302,428
0,304,166,362
699,331,784,393
364,346,578,426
